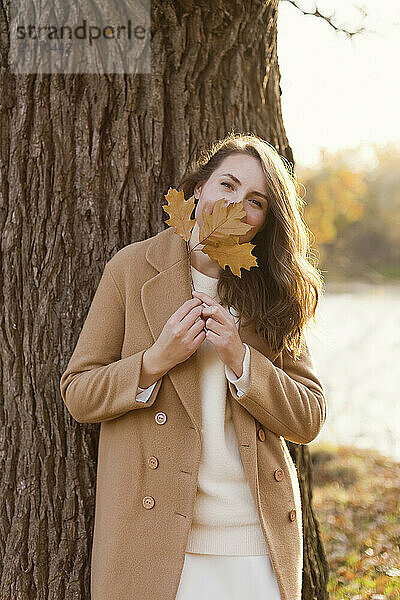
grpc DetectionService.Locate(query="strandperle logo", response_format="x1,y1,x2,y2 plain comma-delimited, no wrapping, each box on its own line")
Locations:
9,1,151,74
15,19,146,46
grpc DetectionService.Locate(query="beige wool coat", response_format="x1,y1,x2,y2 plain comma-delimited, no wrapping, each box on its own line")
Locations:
59,225,327,600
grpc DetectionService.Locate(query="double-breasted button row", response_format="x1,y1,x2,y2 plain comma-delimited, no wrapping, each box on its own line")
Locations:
143,458,158,508
144,413,168,509
257,428,265,441
142,496,155,509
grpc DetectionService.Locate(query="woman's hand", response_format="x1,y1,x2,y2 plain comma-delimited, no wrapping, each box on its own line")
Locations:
192,290,246,377
148,297,207,374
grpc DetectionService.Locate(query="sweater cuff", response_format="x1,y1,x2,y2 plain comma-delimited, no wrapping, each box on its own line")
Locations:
225,343,250,398
136,380,158,403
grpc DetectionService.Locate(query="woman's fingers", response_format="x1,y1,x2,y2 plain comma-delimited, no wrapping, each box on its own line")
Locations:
203,306,226,325
192,290,233,326
204,317,224,335
191,290,218,305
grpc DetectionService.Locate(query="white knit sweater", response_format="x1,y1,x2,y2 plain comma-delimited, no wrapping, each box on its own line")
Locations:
137,265,269,555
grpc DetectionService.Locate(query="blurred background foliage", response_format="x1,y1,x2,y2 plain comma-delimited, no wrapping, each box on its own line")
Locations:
296,143,400,283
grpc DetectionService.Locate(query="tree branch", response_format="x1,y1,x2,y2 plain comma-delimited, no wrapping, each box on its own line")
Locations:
281,1,371,38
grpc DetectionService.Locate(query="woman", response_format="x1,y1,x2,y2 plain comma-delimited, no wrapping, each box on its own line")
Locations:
60,132,327,600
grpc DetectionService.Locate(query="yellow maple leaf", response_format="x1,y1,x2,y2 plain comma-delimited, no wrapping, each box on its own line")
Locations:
162,187,196,242
198,197,251,244
162,188,259,277
202,238,258,277
200,197,250,237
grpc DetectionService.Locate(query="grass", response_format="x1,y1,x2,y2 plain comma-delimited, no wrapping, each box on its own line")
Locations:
309,442,400,600
375,265,400,280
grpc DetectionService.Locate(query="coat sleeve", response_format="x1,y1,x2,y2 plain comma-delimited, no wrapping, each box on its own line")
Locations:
59,261,163,423
227,332,327,445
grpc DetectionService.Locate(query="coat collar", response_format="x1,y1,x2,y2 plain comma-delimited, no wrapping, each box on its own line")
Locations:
141,226,280,432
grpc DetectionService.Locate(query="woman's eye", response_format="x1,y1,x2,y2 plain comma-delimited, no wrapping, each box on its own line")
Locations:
221,183,262,207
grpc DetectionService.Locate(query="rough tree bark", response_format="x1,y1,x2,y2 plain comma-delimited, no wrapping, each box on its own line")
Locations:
0,0,329,598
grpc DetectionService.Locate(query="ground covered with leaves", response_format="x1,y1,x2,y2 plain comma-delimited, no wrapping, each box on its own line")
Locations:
310,443,400,599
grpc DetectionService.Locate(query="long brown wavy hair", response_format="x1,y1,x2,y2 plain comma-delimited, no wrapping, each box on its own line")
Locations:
176,132,325,360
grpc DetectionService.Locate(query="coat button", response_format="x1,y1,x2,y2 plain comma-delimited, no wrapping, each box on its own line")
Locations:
274,468,284,481
143,496,155,509
257,428,265,442
148,456,159,469
155,411,167,425
289,509,296,521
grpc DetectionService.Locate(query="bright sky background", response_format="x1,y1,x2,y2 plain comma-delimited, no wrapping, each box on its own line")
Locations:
277,0,400,169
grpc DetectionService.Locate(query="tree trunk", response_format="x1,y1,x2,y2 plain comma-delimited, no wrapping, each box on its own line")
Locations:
0,0,328,597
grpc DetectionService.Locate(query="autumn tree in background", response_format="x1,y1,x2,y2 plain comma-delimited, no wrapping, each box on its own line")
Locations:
297,143,400,283
297,154,367,277
0,0,367,597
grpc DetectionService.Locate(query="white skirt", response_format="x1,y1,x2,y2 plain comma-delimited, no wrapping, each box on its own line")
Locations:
175,551,282,600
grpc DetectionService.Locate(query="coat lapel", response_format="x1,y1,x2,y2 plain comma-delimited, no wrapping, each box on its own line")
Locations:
141,228,203,431
140,226,281,435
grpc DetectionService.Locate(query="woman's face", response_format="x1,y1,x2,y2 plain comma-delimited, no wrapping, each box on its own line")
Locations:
193,153,269,243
